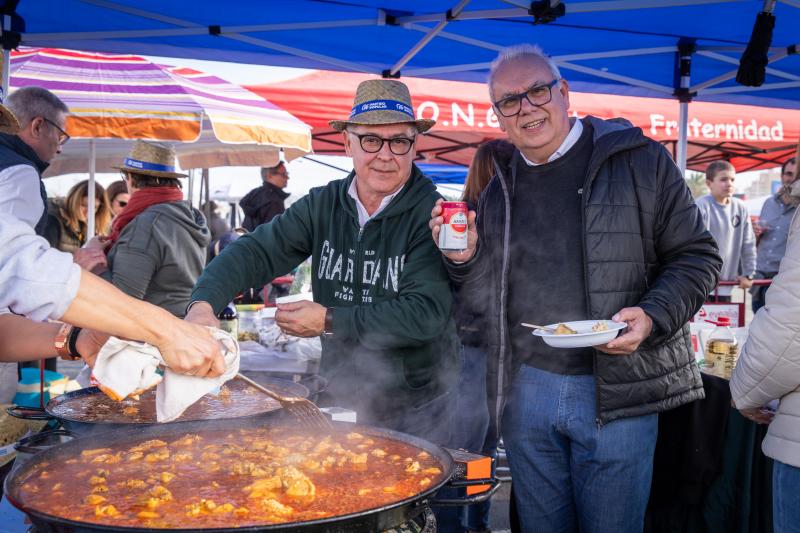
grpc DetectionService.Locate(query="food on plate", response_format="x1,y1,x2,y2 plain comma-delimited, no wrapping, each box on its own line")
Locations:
554,323,578,335
592,321,609,332
16,427,448,528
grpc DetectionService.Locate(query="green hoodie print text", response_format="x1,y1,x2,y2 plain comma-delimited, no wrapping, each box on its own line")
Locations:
192,165,460,427
318,238,405,303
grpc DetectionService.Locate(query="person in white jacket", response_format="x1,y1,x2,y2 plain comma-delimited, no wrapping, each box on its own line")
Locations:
730,175,800,533
0,213,224,375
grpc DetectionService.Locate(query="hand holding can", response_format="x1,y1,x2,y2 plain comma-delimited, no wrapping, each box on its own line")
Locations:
438,201,469,251
429,199,478,262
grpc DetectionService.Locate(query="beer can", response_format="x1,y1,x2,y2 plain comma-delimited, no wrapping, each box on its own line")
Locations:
438,201,469,251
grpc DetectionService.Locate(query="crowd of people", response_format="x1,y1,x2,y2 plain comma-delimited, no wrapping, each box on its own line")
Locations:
1,42,799,533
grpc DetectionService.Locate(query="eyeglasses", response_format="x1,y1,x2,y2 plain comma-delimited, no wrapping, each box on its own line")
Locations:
41,117,70,146
492,79,560,117
350,132,416,155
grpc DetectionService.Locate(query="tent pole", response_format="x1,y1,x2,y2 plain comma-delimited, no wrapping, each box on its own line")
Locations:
198,169,203,208
1,48,9,99
187,168,195,207
677,101,689,176
387,0,471,77
675,40,695,176
0,11,12,99
87,139,96,237
202,168,210,221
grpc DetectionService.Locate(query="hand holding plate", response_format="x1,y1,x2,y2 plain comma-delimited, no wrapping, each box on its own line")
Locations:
596,307,652,355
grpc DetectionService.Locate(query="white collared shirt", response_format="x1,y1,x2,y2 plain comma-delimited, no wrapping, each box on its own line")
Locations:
520,119,584,166
0,164,46,229
0,213,81,321
347,177,404,227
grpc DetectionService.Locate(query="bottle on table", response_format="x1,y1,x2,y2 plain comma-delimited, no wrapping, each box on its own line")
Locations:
703,316,739,378
217,302,238,339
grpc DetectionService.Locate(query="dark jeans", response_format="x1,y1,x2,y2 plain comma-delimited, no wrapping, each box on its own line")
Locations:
503,365,657,533
452,345,490,453
773,460,800,533
452,345,493,531
751,272,777,313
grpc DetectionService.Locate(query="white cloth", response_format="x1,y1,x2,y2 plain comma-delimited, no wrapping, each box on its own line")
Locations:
347,178,404,227
520,118,584,166
0,164,46,229
0,213,81,321
91,328,240,422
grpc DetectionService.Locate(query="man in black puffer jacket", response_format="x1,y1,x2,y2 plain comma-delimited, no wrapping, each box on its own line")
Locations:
431,45,721,533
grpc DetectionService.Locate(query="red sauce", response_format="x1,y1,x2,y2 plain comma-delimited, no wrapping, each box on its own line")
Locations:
17,427,447,528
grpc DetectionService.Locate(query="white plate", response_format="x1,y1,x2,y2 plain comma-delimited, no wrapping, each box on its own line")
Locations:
531,320,627,348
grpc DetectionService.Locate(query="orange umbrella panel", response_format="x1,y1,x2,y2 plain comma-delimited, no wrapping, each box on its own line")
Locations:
9,48,312,164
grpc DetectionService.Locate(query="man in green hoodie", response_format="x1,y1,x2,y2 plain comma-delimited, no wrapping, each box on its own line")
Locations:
186,79,460,446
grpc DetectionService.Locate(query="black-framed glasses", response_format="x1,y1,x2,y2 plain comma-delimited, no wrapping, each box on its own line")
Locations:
41,117,70,145
350,132,416,155
492,79,560,117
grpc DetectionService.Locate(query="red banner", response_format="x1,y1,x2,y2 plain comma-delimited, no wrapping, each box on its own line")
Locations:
250,70,800,170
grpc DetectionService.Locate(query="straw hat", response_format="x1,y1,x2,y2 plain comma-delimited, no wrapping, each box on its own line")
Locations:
329,79,435,133
0,88,20,135
114,140,187,178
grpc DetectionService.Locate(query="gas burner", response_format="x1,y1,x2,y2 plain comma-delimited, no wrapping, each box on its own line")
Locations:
420,507,437,532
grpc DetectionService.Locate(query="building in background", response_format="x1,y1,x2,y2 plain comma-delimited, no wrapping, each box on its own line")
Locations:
743,168,784,199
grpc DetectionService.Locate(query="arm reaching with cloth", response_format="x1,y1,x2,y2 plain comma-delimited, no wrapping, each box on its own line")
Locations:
61,270,227,377
0,214,225,376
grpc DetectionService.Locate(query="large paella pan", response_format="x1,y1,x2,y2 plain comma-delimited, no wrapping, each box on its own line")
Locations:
5,418,458,532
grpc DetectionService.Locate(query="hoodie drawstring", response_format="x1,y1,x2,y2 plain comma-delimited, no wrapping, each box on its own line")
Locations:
374,218,389,297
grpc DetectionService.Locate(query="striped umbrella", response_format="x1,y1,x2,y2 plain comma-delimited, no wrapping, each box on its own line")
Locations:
9,47,312,235
10,47,312,172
